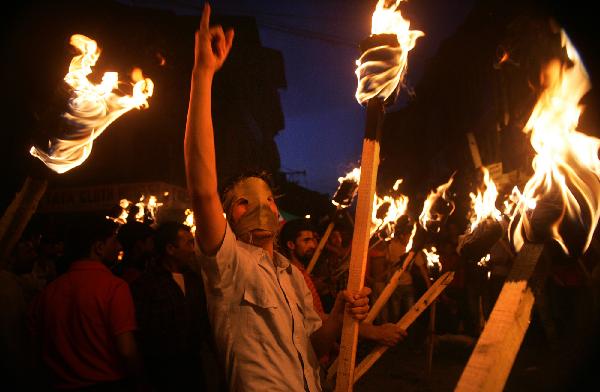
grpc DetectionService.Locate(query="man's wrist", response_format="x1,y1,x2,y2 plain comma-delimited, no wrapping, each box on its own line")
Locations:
191,67,215,82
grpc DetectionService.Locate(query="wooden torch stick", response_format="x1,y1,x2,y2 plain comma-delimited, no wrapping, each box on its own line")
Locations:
326,250,416,381
466,132,483,169
455,242,545,392
306,218,336,275
352,271,455,383
334,97,384,391
0,176,48,262
426,301,437,378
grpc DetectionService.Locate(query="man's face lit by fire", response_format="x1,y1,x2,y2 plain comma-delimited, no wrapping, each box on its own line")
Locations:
287,230,317,266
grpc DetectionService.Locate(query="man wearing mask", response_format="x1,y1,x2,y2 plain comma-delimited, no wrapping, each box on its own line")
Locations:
184,4,371,391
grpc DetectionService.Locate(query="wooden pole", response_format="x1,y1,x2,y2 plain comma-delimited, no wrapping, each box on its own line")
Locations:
455,242,545,392
306,219,336,275
426,301,437,378
326,250,415,381
466,132,483,169
0,176,48,262
352,271,455,383
335,97,384,392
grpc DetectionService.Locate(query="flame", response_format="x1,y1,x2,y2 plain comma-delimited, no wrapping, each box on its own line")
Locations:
405,222,417,253
30,34,154,174
146,195,163,222
184,209,196,234
135,196,146,222
107,198,131,224
332,167,361,208
370,191,409,240
423,246,441,272
509,30,600,255
339,167,361,184
477,253,491,268
468,167,502,232
355,0,424,104
419,175,455,232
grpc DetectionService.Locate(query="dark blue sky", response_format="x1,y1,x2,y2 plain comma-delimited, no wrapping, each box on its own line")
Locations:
166,0,475,195
227,0,474,195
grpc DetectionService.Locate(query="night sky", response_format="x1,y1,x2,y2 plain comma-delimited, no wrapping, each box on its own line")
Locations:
1,0,598,200
210,0,476,194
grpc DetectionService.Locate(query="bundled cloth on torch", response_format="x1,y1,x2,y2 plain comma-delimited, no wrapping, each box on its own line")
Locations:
457,217,504,263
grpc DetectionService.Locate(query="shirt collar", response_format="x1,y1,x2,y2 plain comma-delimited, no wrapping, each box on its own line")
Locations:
237,240,291,271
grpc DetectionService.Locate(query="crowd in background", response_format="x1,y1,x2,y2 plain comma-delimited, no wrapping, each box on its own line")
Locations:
1,207,599,391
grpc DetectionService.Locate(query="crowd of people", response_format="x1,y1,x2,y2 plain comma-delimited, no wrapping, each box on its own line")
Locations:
2,4,599,391
1,215,222,391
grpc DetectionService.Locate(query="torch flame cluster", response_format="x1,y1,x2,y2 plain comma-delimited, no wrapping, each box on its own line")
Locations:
509,31,600,255
107,194,162,225
355,0,424,104
30,34,154,174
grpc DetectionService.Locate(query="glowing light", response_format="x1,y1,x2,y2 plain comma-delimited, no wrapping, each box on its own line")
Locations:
30,34,154,173
509,31,600,255
355,0,424,104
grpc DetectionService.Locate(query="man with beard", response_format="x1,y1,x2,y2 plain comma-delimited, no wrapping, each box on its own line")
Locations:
280,219,408,351
184,5,371,390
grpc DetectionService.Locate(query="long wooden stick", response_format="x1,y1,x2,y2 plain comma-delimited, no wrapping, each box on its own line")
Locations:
306,219,336,274
455,242,545,392
335,98,383,392
466,132,483,169
0,176,48,263
352,271,455,383
327,271,454,384
426,301,437,378
327,251,415,381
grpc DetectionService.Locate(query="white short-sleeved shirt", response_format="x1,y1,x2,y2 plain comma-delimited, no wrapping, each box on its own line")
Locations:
200,224,323,392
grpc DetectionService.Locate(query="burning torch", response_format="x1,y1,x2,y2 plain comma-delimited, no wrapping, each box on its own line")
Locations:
0,34,153,261
457,30,600,392
305,167,360,275
335,1,423,388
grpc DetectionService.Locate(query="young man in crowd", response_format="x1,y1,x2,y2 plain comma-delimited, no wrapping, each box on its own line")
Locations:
30,215,145,391
280,219,407,350
184,4,371,391
131,222,215,391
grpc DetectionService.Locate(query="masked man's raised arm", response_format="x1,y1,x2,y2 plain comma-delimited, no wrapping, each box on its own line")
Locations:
185,4,234,255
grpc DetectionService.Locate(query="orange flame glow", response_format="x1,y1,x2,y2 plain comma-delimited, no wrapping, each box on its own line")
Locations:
468,167,502,233
184,209,196,234
30,34,154,173
509,31,600,255
423,246,441,272
355,0,424,104
370,187,409,239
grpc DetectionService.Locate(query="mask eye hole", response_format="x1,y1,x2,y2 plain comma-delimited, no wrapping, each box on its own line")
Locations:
236,198,249,206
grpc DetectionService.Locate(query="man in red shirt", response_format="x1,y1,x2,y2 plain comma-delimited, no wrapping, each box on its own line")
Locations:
31,216,145,391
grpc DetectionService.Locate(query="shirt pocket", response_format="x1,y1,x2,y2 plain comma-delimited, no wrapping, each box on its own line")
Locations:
241,283,279,336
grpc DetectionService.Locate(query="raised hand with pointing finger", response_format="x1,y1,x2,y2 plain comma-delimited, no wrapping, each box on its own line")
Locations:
193,3,234,75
